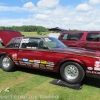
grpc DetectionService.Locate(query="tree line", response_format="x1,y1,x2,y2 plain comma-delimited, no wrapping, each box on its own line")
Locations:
0,25,49,34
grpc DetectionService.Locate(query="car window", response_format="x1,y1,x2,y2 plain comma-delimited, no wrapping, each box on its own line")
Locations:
59,33,83,41
21,38,48,49
86,33,100,42
6,38,22,48
14,38,22,48
43,37,67,48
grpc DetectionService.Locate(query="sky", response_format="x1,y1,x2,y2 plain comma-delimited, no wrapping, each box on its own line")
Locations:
0,0,100,30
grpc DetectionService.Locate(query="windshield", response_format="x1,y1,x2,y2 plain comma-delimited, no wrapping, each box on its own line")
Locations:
43,37,67,49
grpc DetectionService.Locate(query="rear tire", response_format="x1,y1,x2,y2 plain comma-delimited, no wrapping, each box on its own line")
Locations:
0,55,15,72
60,62,85,84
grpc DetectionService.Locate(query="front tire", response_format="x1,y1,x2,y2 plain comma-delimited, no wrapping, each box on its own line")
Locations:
0,55,15,72
60,62,85,84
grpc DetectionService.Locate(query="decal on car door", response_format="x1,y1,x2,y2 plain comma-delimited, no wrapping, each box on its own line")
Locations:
15,58,55,70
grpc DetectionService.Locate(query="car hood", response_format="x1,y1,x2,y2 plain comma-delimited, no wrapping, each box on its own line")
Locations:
52,47,100,58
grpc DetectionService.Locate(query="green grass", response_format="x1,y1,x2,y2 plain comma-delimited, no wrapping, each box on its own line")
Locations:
20,32,48,36
20,32,39,36
0,32,100,100
1,68,100,100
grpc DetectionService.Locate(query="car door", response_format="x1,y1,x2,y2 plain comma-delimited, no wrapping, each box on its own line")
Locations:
81,33,100,50
17,37,55,70
59,32,84,47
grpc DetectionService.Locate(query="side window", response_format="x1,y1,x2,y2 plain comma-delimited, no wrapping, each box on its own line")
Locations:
21,38,38,49
86,33,100,42
13,38,22,48
67,33,83,41
59,33,68,40
59,33,83,41
21,38,48,49
6,38,22,48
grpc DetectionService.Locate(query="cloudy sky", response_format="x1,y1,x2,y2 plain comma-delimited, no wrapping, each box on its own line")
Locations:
0,0,100,30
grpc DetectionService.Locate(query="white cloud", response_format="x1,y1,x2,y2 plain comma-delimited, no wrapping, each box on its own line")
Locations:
76,3,92,12
1,5,100,31
1,0,100,30
89,0,100,5
0,6,25,12
23,2,36,11
37,0,59,8
0,2,36,12
35,14,48,20
0,18,37,26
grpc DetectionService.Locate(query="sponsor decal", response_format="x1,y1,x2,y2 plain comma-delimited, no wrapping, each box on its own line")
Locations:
44,38,51,42
23,58,28,62
86,70,100,75
22,38,29,43
26,47,31,49
40,60,47,64
27,64,32,67
46,61,54,67
12,53,17,60
94,61,100,71
34,60,40,63
19,61,26,66
13,61,18,63
32,47,37,49
94,61,100,67
87,67,93,70
47,62,54,65
24,62,32,65
15,62,19,65
29,60,34,63
94,67,100,71
40,64,46,69
18,58,22,61
46,65,54,67
47,67,53,70
32,63,39,68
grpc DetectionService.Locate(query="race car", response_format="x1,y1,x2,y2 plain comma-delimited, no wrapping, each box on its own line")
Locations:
0,36,100,85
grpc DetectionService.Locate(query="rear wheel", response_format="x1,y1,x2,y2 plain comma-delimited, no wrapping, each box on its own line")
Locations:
0,55,15,72
60,62,85,84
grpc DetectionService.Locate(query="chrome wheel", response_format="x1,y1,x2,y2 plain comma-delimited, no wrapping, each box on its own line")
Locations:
64,65,79,80
0,55,15,72
60,62,85,84
2,57,10,68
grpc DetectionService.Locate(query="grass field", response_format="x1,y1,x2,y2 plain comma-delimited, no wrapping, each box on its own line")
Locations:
20,32,48,36
21,32,39,36
0,32,100,100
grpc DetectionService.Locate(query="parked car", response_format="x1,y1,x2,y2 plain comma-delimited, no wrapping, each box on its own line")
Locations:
58,31,100,51
0,36,100,85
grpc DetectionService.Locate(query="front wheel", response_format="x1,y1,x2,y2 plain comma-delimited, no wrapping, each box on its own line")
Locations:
0,55,15,72
60,62,85,84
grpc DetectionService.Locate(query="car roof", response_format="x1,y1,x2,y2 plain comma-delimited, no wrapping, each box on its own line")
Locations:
61,31,100,33
15,36,54,39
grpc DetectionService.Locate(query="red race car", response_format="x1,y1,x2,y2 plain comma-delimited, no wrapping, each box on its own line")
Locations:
0,36,100,85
